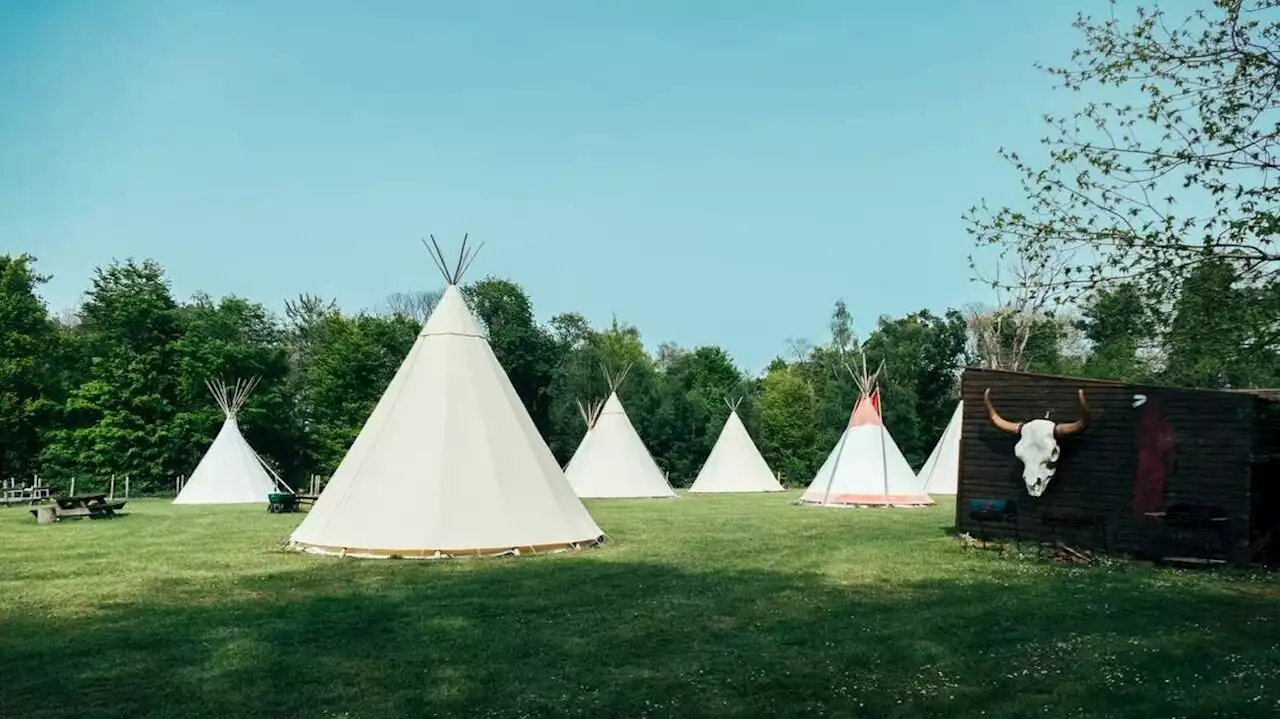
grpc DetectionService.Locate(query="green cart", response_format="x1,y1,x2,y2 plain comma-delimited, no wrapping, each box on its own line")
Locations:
268,493,300,513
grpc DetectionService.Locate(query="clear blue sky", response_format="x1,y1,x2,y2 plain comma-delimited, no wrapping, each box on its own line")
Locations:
1,0,1100,373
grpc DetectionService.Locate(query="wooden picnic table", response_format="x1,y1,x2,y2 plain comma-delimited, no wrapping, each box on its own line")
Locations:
30,494,128,524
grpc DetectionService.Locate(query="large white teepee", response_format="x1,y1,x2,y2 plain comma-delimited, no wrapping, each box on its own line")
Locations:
800,359,934,508
688,398,784,493
290,235,604,558
917,401,961,495
564,365,676,499
174,377,290,505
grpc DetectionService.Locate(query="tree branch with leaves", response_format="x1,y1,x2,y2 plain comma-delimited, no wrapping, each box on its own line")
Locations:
966,0,1280,302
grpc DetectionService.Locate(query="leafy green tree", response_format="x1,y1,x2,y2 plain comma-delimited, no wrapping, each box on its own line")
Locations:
790,301,865,462
965,1,1279,309
861,309,970,466
829,299,854,358
0,254,59,479
544,317,660,466
40,260,181,493
547,311,592,349
463,277,562,437
297,313,418,472
757,362,819,485
1076,283,1155,382
281,293,340,456
1162,258,1280,388
651,345,745,485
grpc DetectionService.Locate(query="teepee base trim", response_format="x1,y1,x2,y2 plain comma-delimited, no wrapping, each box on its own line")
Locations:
573,493,678,499
798,492,935,507
687,487,787,494
289,535,606,560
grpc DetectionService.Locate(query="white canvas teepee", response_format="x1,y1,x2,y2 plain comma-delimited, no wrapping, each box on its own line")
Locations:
290,235,604,558
688,397,784,493
917,401,961,495
564,364,676,499
800,358,934,508
174,377,290,505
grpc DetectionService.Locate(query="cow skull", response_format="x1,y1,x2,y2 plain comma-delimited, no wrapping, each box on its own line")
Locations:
984,388,1090,497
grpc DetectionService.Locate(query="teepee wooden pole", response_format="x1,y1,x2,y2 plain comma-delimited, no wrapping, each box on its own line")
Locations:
878,389,890,501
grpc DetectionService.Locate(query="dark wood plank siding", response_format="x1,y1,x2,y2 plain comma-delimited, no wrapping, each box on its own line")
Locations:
957,368,1256,557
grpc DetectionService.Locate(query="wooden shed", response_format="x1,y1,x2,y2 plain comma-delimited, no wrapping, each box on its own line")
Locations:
957,368,1280,565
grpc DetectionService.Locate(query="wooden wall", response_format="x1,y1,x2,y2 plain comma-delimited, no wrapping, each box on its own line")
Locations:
957,368,1259,557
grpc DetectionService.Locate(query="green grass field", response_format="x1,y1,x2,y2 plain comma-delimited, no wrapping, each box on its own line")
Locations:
2,493,1278,718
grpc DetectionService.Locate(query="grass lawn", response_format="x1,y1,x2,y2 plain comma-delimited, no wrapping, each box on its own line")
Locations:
1,493,1278,718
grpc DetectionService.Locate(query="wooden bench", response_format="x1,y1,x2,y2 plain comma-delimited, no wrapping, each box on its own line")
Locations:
30,494,128,524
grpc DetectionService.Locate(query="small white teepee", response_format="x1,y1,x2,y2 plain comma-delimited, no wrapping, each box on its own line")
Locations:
564,364,676,499
174,377,290,505
688,397,784,493
290,235,604,558
917,401,961,495
800,356,934,508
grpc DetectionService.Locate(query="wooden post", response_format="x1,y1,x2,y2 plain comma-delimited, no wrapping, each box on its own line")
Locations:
124,476,130,499
109,474,116,500
70,477,76,496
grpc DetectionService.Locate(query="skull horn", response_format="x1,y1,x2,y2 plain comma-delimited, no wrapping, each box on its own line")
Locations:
1053,389,1090,437
983,388,1022,435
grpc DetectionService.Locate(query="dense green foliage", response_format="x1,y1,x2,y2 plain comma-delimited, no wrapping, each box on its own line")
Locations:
2,497,1276,718
4,246,1277,495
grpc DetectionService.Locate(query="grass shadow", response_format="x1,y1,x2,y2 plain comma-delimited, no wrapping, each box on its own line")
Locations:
3,556,1279,718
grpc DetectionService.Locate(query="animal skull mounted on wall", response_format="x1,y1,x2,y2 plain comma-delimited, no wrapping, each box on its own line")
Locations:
983,388,1091,497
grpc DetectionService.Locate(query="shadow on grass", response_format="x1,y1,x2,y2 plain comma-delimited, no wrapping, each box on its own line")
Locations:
3,555,1279,718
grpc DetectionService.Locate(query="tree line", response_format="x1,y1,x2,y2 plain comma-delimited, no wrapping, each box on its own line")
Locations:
2,247,1275,496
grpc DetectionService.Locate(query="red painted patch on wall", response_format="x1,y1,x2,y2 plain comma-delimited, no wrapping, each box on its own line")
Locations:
1133,395,1177,515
